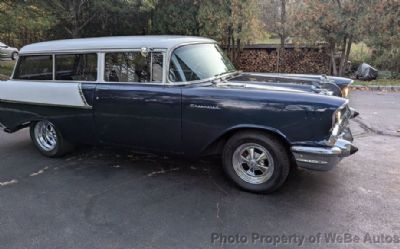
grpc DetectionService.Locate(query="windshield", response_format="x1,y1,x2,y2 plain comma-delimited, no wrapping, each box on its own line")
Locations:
169,43,236,82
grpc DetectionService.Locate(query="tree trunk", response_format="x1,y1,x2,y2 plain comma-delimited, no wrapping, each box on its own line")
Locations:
338,36,353,76
235,38,241,64
280,0,286,49
279,0,287,73
276,49,280,73
338,36,348,76
231,34,235,62
344,35,353,74
330,43,338,76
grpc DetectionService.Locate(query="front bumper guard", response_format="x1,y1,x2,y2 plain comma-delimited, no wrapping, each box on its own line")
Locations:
291,131,358,171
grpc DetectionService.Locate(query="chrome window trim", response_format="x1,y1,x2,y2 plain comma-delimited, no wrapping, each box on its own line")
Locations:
102,49,167,85
13,52,99,83
166,41,231,85
18,51,105,56
20,48,164,55
97,52,105,83
12,54,54,81
8,79,98,84
13,42,229,86
52,54,55,80
54,53,99,82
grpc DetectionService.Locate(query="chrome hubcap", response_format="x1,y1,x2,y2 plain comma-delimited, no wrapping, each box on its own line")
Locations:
232,143,274,184
34,121,58,151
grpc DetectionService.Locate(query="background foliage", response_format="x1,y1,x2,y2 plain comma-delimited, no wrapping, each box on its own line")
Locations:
0,0,398,76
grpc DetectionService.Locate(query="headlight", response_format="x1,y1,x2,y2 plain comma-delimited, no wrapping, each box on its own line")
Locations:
335,110,342,124
341,86,349,98
331,109,342,130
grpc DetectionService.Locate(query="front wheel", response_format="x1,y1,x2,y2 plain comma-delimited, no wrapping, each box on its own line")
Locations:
30,120,74,157
222,131,290,193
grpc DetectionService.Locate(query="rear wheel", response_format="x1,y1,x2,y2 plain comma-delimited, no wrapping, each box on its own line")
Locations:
30,120,74,157
222,131,290,193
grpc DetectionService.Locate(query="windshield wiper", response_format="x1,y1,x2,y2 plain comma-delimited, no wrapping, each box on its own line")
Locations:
210,71,239,86
214,70,239,79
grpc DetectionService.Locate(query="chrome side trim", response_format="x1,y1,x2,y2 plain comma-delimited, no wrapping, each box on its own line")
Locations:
78,83,90,107
0,99,92,109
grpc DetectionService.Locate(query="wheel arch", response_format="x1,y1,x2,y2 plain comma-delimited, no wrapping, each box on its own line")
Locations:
201,125,292,156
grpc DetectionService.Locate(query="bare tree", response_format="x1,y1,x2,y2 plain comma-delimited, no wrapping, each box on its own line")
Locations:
260,0,289,72
41,0,96,38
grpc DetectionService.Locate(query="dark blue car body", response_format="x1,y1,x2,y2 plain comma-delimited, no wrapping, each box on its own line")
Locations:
0,36,357,190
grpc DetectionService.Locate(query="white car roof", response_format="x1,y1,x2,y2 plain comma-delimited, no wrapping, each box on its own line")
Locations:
19,36,216,54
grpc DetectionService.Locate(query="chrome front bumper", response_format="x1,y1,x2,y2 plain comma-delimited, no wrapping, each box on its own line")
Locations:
291,129,358,171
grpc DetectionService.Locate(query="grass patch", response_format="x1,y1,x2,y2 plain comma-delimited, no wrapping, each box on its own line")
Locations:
350,43,373,62
0,60,16,79
353,79,400,86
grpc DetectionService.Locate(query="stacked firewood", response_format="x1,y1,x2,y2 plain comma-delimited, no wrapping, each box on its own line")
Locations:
235,48,330,74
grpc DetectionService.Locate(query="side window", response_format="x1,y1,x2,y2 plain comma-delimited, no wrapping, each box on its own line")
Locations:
104,52,163,83
13,55,53,80
55,54,97,81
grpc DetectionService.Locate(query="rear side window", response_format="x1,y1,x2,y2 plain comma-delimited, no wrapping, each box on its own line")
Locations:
55,54,97,81
104,52,163,83
14,55,53,80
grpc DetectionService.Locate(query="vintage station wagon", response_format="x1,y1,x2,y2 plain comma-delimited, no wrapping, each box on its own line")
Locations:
0,36,358,193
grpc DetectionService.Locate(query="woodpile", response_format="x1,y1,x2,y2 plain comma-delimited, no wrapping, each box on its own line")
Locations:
234,48,330,74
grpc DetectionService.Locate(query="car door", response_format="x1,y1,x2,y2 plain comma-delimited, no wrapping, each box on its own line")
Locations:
94,50,182,153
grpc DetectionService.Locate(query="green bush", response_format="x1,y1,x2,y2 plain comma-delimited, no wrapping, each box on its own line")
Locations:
371,49,400,79
349,43,373,72
0,60,15,79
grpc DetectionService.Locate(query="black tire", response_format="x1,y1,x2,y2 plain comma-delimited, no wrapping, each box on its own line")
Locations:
222,131,290,193
30,120,74,158
11,52,18,60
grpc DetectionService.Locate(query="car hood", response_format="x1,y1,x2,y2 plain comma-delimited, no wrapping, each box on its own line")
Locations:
226,72,338,96
261,73,353,88
215,81,309,94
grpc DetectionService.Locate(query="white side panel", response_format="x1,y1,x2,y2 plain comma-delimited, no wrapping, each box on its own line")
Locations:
0,80,89,108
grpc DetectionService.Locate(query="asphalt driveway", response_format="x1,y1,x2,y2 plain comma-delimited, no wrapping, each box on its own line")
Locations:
0,90,399,249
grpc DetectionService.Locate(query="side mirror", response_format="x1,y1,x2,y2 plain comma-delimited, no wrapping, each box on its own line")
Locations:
141,47,149,57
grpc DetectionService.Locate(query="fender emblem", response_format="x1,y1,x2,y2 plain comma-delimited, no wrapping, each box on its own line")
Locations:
189,104,221,110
